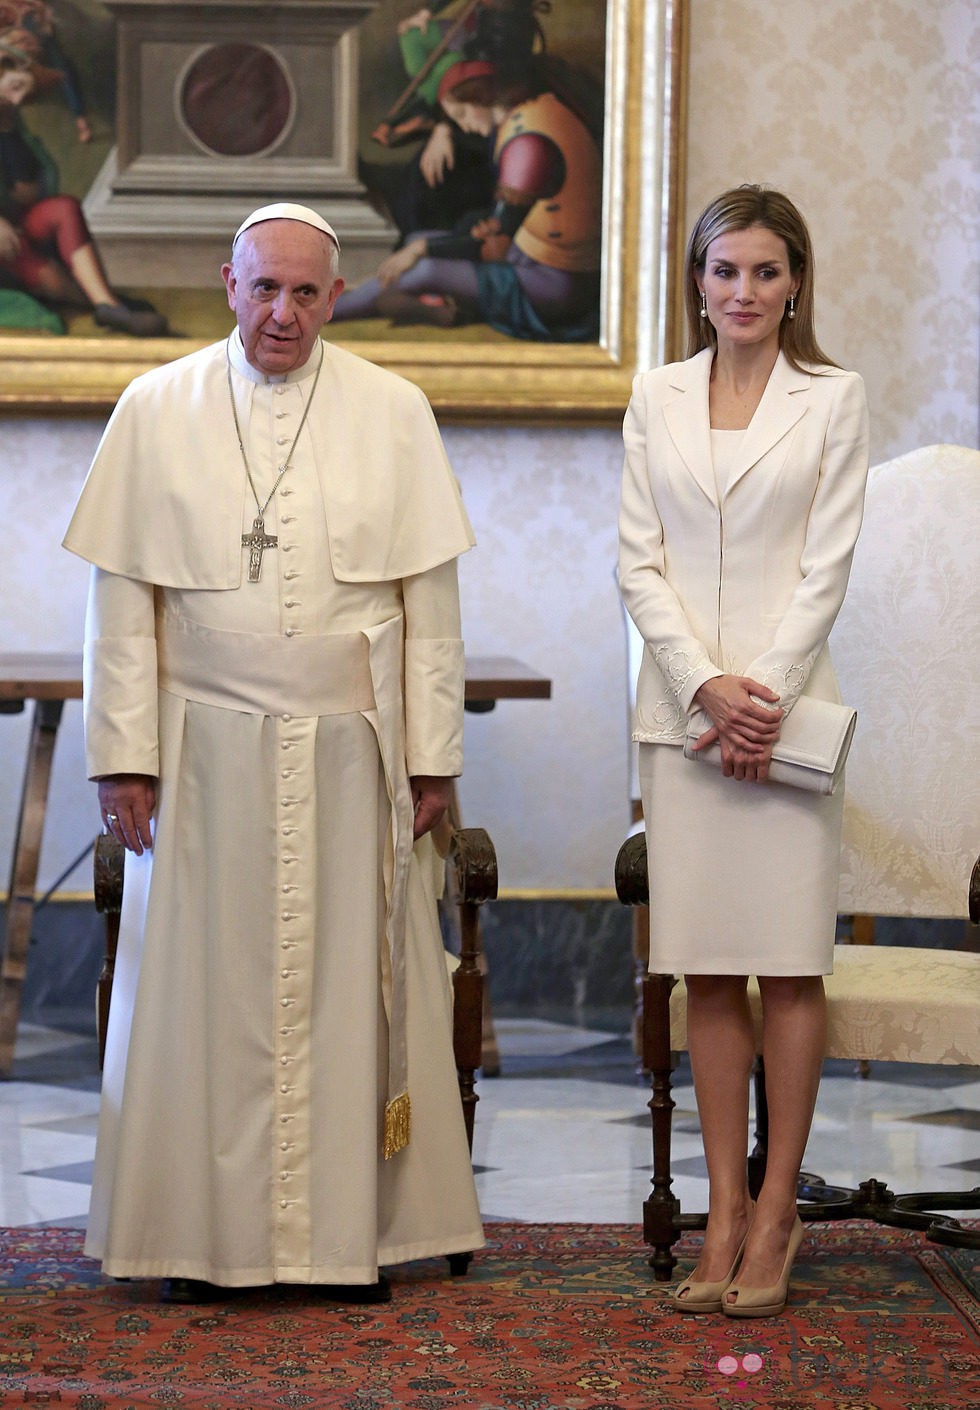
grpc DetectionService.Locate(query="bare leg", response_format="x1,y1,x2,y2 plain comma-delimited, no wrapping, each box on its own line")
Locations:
26,243,164,332
67,242,117,307
24,255,87,306
17,196,166,334
22,242,117,309
683,974,756,1286
727,974,825,1296
68,244,167,336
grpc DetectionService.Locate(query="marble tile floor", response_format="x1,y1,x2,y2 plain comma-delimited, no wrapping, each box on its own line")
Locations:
2,1017,979,1232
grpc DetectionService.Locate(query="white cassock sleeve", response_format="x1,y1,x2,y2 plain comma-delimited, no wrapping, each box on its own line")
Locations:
402,558,464,779
83,567,160,781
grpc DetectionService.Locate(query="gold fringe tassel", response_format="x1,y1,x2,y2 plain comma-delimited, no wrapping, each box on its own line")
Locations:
383,1091,411,1159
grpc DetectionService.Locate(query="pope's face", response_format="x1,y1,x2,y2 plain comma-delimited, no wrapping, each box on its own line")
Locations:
222,221,344,376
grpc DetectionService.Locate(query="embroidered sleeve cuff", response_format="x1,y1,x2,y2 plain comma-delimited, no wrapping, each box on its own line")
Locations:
652,644,721,713
745,654,817,711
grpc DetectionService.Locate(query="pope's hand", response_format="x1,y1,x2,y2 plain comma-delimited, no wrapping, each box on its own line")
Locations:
97,773,157,854
410,775,453,840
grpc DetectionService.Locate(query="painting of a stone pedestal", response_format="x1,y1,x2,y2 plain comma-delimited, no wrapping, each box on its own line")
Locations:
83,0,396,288
0,0,683,423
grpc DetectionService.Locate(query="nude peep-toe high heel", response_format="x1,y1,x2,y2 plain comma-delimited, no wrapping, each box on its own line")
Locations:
722,1214,805,1318
670,1235,748,1315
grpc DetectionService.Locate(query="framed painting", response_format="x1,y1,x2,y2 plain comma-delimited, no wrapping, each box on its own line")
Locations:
0,0,687,423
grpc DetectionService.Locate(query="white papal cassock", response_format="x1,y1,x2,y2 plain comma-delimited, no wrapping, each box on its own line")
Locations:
64,333,484,1285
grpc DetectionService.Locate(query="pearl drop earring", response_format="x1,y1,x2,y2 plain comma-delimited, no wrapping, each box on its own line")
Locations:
787,293,796,320
699,291,707,319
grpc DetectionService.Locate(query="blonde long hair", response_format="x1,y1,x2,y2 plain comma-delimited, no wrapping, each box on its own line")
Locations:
684,185,836,370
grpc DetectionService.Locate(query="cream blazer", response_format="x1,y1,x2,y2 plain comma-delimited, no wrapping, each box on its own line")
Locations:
619,347,870,744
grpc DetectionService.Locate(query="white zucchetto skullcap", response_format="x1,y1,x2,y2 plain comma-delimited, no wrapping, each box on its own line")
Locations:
233,203,340,252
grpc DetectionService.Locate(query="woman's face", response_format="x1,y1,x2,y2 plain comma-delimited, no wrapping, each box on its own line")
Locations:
0,67,35,107
697,224,800,354
441,96,495,136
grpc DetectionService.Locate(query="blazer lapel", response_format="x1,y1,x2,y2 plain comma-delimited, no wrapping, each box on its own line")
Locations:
662,348,716,505
726,352,811,495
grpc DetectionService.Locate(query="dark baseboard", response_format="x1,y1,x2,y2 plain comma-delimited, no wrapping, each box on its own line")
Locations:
2,898,969,1038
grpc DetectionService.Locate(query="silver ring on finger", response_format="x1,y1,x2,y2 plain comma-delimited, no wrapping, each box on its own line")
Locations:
105,813,119,824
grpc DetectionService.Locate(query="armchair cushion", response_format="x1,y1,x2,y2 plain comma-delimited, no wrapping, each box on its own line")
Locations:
665,945,980,1065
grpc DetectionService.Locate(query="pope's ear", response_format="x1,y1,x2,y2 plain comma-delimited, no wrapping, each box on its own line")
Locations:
220,262,236,308
322,276,345,323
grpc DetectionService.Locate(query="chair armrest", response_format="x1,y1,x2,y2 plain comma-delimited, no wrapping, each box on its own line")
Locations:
615,832,649,907
448,827,498,907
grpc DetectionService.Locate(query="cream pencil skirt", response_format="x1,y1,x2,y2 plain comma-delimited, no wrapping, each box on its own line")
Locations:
638,742,843,977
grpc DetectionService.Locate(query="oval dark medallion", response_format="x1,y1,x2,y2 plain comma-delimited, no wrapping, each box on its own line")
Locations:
181,44,292,156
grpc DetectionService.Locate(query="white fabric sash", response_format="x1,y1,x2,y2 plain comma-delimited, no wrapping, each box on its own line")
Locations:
157,608,375,717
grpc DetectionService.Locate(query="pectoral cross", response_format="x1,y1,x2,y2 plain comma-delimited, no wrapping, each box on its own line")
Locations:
242,516,278,582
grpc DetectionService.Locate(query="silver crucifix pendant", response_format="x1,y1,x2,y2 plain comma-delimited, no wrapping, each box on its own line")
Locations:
242,515,278,582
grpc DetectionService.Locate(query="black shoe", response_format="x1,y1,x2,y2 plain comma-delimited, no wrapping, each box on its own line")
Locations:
159,1276,224,1304
318,1272,392,1304
94,302,168,337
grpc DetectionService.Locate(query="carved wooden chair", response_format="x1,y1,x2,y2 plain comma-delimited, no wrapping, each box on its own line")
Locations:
617,834,980,1279
617,444,980,1279
94,824,498,1275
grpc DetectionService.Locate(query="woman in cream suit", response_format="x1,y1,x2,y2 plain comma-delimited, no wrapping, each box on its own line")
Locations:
619,186,869,1317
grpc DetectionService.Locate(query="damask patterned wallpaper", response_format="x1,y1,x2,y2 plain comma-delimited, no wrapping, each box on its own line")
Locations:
685,0,978,460
1,0,976,895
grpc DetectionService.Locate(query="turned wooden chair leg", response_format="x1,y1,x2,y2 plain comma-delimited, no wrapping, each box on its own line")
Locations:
616,831,689,1279
94,832,125,1070
642,971,683,1279
446,827,497,1276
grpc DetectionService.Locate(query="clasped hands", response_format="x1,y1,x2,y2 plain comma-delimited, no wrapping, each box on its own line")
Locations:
689,675,783,783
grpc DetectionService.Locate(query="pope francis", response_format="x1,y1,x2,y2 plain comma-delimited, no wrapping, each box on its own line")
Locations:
63,203,484,1304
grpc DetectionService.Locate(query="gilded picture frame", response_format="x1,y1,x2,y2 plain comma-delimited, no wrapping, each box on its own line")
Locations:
0,0,687,424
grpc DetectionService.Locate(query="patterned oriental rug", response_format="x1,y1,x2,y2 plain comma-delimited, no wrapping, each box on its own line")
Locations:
0,1223,977,1409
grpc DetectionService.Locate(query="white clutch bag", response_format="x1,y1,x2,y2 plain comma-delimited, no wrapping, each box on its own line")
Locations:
683,695,857,795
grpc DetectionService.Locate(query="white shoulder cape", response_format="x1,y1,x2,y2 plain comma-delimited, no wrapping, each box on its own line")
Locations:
64,338,475,587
